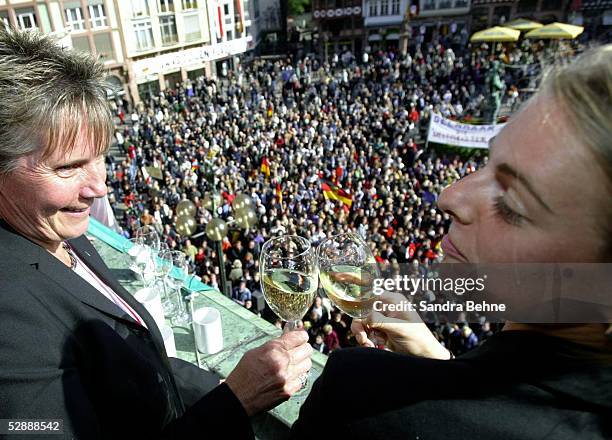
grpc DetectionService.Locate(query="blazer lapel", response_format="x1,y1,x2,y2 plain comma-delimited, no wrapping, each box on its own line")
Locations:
0,222,148,331
67,235,168,351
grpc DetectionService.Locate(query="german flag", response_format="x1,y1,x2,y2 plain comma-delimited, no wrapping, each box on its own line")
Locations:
321,180,352,208
276,182,283,205
260,156,270,177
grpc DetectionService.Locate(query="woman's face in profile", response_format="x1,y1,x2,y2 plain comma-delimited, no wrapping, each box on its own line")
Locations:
0,128,107,245
438,94,609,264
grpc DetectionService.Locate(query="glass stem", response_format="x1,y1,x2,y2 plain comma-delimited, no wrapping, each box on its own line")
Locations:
175,286,185,313
162,277,168,300
286,320,300,331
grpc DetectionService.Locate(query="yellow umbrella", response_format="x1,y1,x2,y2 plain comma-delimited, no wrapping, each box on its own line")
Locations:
525,22,584,39
505,18,543,32
470,26,521,43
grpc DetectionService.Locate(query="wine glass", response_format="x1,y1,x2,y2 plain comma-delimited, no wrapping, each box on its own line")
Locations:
317,232,381,319
135,225,160,252
260,235,318,331
157,249,178,315
126,238,151,286
166,251,191,326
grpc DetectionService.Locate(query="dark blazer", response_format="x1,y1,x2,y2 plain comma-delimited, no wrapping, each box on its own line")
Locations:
0,222,253,439
291,331,612,440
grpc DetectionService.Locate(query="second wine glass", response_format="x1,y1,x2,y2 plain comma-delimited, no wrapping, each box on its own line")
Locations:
317,232,381,319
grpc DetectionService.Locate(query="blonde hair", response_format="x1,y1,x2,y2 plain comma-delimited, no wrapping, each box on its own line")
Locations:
542,45,612,184
542,46,612,336
541,45,612,258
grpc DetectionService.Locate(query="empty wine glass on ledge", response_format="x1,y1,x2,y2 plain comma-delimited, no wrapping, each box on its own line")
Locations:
317,232,381,319
157,249,178,316
260,235,318,331
166,251,191,327
135,225,160,251
126,238,151,286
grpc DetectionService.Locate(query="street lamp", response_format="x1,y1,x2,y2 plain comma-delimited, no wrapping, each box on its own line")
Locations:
400,2,412,56
174,157,258,298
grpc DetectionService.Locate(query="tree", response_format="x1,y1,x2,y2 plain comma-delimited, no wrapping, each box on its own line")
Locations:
288,0,311,16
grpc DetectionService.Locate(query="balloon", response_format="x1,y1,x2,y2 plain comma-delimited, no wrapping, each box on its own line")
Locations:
205,218,227,241
235,207,258,229
232,193,254,211
176,215,197,236
176,200,196,218
203,193,223,211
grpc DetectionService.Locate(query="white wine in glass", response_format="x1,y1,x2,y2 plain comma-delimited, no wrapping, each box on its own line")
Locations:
317,233,381,319
260,235,318,330
262,269,318,323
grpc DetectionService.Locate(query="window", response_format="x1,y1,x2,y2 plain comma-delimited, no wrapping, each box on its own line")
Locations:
423,1,436,9
1,11,11,31
132,0,150,17
134,20,154,50
493,5,511,22
243,0,250,19
183,13,201,41
65,3,85,31
223,3,230,15
439,0,452,8
369,0,377,16
391,0,400,14
158,0,174,13
471,7,488,31
182,0,197,9
253,0,259,18
245,25,251,35
226,30,233,40
88,1,107,28
380,0,389,15
455,0,468,6
160,15,177,45
72,35,91,53
93,32,115,61
517,0,537,12
542,0,561,9
16,8,38,30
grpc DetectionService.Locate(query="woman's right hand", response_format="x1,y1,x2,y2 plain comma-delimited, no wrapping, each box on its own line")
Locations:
225,329,312,416
352,291,452,360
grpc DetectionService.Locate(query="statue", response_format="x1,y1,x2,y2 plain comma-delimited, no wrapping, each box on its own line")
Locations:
482,60,505,124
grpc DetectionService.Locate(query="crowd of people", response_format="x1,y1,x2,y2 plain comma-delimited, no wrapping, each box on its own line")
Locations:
105,39,578,355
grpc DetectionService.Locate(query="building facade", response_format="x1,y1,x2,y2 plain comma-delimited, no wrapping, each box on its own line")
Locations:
470,0,569,31
0,0,124,94
363,0,408,51
361,0,471,52
312,0,364,60
415,0,471,37
115,0,254,102
0,0,259,103
569,0,612,39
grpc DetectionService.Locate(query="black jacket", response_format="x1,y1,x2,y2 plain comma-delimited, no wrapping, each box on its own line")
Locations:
291,331,612,439
0,222,253,439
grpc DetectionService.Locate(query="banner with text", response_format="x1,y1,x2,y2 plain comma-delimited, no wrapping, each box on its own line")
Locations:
427,114,505,149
